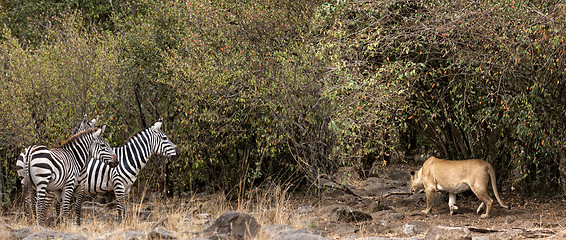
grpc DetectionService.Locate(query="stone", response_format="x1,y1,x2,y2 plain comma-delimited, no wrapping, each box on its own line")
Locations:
271,228,327,240
372,210,404,221
402,221,428,236
202,211,260,240
123,231,147,240
298,206,317,214
262,224,295,237
22,230,87,240
148,228,177,240
327,205,372,223
100,230,147,240
11,227,33,240
331,222,358,238
403,224,418,236
275,232,327,240
355,237,405,240
367,220,390,234
425,226,472,240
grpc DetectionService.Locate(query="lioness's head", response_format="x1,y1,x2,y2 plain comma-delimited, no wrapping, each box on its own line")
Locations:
409,169,424,193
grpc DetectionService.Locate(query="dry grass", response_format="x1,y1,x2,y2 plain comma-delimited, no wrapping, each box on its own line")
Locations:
1,182,310,239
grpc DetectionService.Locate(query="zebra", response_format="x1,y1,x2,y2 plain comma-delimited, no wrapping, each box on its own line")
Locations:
74,119,179,225
71,114,99,136
21,126,118,226
16,115,99,222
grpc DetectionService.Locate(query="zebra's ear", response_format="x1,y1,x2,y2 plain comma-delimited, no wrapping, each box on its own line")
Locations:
94,125,106,137
90,115,99,127
153,121,163,130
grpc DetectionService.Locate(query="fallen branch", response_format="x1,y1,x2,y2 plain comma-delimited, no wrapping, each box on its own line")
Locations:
317,179,362,199
376,192,412,205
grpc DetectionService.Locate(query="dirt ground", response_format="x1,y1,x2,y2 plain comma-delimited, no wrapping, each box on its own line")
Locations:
304,161,566,239
2,161,566,239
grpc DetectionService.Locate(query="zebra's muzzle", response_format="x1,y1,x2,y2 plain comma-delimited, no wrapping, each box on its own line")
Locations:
171,147,180,160
109,154,118,167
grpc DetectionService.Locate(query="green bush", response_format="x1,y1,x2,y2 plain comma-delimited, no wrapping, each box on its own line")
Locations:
1,0,566,207
316,0,566,195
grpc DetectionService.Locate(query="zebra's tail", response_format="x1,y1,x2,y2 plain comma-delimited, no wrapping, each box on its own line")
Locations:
20,148,32,207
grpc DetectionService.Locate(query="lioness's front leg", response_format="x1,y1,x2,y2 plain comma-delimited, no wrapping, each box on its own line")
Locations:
448,193,458,215
422,190,435,214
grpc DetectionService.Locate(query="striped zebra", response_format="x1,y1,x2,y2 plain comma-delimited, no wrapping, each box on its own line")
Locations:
74,119,179,224
21,126,118,225
16,115,99,222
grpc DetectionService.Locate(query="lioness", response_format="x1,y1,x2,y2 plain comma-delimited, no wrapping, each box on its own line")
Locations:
410,157,509,218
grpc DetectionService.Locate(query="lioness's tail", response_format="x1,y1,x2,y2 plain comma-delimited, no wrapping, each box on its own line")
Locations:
488,163,510,209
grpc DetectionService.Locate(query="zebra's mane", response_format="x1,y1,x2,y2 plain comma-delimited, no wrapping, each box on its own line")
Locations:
61,128,99,146
124,127,151,144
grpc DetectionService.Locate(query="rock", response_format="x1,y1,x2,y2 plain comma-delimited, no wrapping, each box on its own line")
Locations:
326,205,372,223
275,232,327,240
262,224,294,237
367,220,390,234
425,226,472,240
148,228,177,240
402,221,428,236
472,237,490,240
403,224,418,236
367,202,392,213
331,223,357,238
202,211,260,240
503,216,517,224
22,230,87,240
273,228,327,240
123,231,147,240
355,237,405,240
100,230,147,240
298,206,317,214
372,210,404,221
11,228,33,240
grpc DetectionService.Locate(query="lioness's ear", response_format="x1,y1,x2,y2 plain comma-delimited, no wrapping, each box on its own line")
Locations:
410,170,415,176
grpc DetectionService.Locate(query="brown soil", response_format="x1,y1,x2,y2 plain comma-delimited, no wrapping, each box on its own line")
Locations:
3,161,566,239
304,162,566,239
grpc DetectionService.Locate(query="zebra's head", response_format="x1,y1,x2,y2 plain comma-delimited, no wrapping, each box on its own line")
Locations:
72,115,99,136
90,126,118,167
149,119,180,160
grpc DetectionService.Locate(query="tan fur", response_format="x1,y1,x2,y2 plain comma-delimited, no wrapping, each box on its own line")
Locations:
410,156,509,218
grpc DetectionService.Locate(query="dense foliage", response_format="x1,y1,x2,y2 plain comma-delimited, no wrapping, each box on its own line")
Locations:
1,0,565,207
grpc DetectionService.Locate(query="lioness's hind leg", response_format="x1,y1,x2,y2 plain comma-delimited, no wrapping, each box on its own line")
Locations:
448,193,458,215
473,190,493,218
477,202,485,214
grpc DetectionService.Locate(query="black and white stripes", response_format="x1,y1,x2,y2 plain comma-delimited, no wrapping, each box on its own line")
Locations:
16,115,100,222
74,119,179,224
20,127,117,225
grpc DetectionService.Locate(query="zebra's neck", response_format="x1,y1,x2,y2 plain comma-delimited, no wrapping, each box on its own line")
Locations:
115,132,153,175
60,137,91,168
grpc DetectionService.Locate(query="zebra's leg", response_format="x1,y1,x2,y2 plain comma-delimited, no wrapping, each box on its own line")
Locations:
50,191,62,223
114,185,127,223
23,191,35,223
74,189,85,226
114,182,127,222
56,185,74,225
35,186,49,226
116,194,126,223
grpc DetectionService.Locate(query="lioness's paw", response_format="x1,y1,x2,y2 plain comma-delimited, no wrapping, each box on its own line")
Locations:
480,213,489,218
